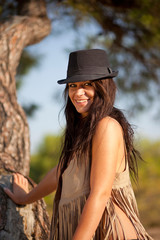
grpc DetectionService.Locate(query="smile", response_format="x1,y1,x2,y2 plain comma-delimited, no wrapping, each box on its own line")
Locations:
76,99,89,103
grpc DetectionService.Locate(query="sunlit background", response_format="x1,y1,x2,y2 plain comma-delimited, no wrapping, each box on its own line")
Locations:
17,24,160,153
16,20,160,238
0,0,160,238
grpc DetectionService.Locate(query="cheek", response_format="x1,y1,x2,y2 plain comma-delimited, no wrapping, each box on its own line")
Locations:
90,89,95,99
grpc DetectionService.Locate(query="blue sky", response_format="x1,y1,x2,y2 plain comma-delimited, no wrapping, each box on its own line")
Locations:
17,28,160,153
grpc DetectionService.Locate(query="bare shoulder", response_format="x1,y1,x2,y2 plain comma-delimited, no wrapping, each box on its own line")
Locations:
92,117,124,169
91,117,124,185
94,116,123,140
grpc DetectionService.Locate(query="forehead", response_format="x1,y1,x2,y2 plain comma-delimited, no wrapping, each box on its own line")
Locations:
68,80,92,85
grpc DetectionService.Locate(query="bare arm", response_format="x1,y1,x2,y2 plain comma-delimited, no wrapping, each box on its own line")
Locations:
4,166,59,205
73,117,124,240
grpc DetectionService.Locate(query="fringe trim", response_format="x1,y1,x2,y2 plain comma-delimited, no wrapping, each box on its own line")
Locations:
50,186,153,240
50,193,89,240
111,186,154,240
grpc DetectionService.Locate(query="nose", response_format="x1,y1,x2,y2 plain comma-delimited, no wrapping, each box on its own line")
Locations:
75,87,85,97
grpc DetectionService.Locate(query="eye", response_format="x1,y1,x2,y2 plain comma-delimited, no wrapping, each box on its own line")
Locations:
68,83,76,88
84,82,92,87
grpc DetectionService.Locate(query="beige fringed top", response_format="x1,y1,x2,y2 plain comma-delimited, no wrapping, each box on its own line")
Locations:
50,157,153,240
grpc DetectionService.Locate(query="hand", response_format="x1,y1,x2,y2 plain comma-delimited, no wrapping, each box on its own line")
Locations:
4,173,29,205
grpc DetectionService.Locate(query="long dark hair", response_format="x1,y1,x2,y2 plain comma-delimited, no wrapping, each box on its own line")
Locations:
53,78,141,224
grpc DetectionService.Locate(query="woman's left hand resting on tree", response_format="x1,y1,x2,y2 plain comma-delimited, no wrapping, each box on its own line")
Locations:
4,166,59,205
4,173,29,205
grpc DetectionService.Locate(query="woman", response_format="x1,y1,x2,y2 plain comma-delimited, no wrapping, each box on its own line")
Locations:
4,49,153,240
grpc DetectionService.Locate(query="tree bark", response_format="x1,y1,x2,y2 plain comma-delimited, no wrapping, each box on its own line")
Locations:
0,0,51,239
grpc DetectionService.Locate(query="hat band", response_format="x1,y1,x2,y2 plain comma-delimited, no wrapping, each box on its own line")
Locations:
67,67,112,77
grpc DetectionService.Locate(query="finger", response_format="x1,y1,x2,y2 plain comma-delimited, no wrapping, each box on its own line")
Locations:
13,173,18,184
14,173,22,186
13,175,19,192
17,173,25,185
22,176,27,185
16,173,22,184
23,178,28,188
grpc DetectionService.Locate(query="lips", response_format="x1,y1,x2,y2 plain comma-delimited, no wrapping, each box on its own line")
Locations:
74,99,89,105
76,99,88,103
75,98,89,101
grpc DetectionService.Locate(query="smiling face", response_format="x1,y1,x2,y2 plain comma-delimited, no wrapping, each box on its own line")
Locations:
68,81,95,117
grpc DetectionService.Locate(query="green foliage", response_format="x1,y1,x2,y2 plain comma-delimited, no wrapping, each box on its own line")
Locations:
133,139,160,228
1,0,160,113
30,134,62,183
30,134,63,219
50,0,160,113
22,103,40,118
16,49,40,90
0,0,17,19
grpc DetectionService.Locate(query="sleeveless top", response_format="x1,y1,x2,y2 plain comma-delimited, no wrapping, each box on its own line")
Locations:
50,156,153,240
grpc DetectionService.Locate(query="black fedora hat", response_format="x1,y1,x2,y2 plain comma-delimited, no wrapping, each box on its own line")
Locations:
57,49,118,84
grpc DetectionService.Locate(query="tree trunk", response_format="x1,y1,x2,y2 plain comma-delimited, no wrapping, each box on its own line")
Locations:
0,0,51,239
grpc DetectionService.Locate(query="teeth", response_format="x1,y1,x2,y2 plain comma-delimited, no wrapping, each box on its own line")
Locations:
76,100,88,103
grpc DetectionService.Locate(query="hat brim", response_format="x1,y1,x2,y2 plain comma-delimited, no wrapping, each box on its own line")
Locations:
57,71,118,84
